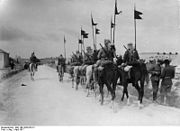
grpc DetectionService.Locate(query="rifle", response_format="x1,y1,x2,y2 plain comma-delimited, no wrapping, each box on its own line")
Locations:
123,45,128,50
99,43,109,57
99,43,120,60
82,50,91,60
72,52,79,60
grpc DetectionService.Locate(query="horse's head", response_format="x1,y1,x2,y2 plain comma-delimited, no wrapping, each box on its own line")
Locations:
116,55,123,66
110,45,116,51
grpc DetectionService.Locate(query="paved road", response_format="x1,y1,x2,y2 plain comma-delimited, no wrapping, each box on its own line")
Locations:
0,65,180,125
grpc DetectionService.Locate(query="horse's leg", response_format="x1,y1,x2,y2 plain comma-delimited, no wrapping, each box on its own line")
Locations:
121,83,128,101
106,90,110,98
140,79,145,104
86,76,90,97
105,82,115,109
121,85,125,101
94,82,99,98
134,82,143,108
72,75,74,88
121,82,129,105
75,76,79,90
124,83,130,105
99,83,104,105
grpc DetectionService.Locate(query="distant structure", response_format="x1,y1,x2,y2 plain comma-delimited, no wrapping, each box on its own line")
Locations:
140,52,178,61
0,49,10,69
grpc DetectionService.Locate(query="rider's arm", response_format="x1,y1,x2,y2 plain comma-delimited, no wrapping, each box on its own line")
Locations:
135,50,140,60
123,51,128,63
97,49,103,59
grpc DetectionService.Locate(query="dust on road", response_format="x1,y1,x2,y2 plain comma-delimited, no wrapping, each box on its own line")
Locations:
0,65,180,126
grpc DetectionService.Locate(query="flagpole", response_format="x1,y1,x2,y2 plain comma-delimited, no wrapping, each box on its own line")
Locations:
78,37,80,52
91,13,96,50
83,36,85,53
95,26,97,48
78,43,79,52
64,36,66,60
110,16,112,43
113,12,116,45
80,27,83,55
134,4,137,50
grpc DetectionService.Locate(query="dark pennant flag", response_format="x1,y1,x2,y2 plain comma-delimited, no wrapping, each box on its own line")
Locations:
81,29,86,36
111,21,115,28
91,15,97,26
95,28,100,34
78,39,82,44
115,0,122,15
83,33,88,38
134,10,143,19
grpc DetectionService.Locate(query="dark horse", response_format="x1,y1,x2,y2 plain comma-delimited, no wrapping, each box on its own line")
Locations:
96,62,119,106
95,45,119,106
117,60,149,107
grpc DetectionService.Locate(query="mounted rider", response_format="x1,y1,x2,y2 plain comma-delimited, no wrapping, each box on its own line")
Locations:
30,52,38,71
93,39,116,79
57,54,66,74
83,46,94,65
123,43,140,78
71,51,83,66
96,39,115,66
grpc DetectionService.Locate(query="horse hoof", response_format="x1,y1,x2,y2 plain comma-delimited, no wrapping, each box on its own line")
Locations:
127,98,130,106
138,104,144,109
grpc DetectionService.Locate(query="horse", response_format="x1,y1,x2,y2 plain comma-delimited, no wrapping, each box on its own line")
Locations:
57,65,64,82
95,62,119,106
85,64,100,97
79,65,88,85
117,60,149,108
29,63,36,81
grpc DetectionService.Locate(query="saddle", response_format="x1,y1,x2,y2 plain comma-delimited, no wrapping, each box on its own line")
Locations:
124,65,133,72
79,65,88,75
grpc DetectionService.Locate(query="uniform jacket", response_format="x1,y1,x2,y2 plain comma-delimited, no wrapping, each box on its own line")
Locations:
149,64,161,81
123,49,139,64
84,52,94,64
161,65,175,86
30,56,37,63
58,58,65,66
98,47,114,60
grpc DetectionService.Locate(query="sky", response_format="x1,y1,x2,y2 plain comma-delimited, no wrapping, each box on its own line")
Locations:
0,0,179,58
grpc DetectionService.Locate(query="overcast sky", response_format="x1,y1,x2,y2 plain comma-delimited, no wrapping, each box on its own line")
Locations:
0,0,179,58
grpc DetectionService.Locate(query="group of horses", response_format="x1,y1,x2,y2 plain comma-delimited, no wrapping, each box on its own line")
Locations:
69,56,149,109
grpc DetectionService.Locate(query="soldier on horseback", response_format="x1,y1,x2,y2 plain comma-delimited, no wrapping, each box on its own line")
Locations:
123,43,140,78
123,43,139,64
30,52,38,71
57,54,66,75
83,46,94,65
96,39,115,66
93,39,117,105
71,51,83,66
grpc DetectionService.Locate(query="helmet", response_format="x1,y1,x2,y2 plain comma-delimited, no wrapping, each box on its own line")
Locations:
104,39,111,45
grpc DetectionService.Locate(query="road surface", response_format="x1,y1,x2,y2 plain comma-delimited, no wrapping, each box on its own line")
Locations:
0,65,180,125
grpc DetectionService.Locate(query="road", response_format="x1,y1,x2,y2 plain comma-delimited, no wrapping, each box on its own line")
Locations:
0,65,180,125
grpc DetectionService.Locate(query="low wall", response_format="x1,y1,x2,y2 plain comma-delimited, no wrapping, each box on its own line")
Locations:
0,65,24,81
